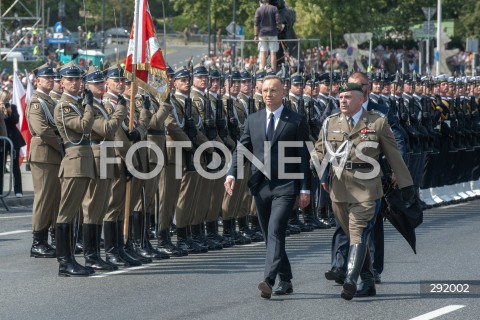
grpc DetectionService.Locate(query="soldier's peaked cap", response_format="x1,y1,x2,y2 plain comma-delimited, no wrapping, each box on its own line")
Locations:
59,61,82,78
83,66,105,83
174,66,190,79
192,63,208,76
33,63,55,78
104,64,125,79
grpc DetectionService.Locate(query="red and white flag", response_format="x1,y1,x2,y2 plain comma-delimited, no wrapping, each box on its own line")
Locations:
11,71,31,163
124,0,168,101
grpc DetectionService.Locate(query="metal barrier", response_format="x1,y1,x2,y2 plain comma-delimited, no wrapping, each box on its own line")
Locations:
0,136,15,211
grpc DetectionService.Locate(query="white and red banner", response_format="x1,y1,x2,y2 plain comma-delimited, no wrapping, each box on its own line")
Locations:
11,71,32,163
125,0,168,101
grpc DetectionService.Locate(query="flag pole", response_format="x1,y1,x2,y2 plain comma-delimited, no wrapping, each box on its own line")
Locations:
124,0,141,240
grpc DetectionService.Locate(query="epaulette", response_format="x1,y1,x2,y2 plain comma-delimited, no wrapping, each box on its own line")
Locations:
327,112,339,119
369,110,386,118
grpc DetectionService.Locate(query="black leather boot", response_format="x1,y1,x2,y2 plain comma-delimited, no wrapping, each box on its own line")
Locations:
221,219,236,247
206,220,231,248
104,221,129,267
355,247,376,297
238,216,263,242
125,215,152,264
74,223,84,254
132,211,164,260
83,224,117,271
289,209,313,232
49,227,56,250
157,228,184,257
186,226,208,253
195,223,222,250
30,228,56,258
341,244,367,300
56,223,91,277
316,207,333,229
304,204,329,229
177,226,200,254
148,214,157,239
117,220,144,266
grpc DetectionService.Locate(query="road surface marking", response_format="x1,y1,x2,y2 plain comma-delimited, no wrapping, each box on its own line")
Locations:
0,215,31,219
409,305,465,320
0,229,30,236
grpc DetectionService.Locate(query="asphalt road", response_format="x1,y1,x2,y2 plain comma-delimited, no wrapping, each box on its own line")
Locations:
1,200,480,320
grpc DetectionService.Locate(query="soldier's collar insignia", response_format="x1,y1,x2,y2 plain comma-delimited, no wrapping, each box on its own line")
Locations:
63,106,70,113
33,104,39,110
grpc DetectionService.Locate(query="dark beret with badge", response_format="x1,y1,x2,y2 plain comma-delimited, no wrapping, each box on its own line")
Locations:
339,83,364,93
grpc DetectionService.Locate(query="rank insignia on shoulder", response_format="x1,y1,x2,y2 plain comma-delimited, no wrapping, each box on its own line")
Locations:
63,106,70,113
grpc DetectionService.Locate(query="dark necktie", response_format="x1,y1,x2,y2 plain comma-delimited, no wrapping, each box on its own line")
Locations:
348,117,355,132
267,113,275,141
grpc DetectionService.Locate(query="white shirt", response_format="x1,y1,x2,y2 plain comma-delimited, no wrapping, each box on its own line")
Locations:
348,106,364,128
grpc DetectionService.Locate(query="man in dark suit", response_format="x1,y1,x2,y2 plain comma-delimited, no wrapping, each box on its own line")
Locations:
224,75,310,299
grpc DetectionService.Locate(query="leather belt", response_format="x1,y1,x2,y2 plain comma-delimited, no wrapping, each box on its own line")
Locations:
90,140,103,145
147,129,165,135
64,140,91,149
344,161,373,170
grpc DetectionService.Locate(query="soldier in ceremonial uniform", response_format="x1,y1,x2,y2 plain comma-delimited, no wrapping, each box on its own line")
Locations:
27,63,62,258
288,72,303,113
102,65,146,267
81,66,126,271
54,61,96,277
315,83,414,300
221,69,252,245
253,70,266,111
49,70,63,103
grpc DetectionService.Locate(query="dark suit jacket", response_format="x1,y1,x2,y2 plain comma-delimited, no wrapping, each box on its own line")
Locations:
228,106,311,196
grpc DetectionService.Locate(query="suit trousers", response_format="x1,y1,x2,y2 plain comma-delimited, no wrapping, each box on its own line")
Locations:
158,164,182,231
56,177,90,224
254,180,296,282
30,162,60,231
331,200,378,245
82,177,111,224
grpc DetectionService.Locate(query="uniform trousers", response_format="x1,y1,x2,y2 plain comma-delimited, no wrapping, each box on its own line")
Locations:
30,162,60,231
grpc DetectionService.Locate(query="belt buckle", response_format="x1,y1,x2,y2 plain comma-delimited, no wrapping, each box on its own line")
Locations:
345,161,352,170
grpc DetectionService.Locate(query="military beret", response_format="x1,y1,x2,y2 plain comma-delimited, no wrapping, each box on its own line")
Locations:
33,63,55,77
240,70,252,80
104,64,125,79
59,61,82,78
192,63,208,77
339,83,364,93
83,66,105,83
290,72,303,84
174,66,190,79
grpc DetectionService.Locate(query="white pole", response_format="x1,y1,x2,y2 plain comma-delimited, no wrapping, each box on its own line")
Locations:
435,0,441,76
368,39,372,69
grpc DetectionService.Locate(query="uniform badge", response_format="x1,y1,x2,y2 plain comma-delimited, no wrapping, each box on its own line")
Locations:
136,99,142,108
106,107,112,114
33,104,39,110
63,106,70,113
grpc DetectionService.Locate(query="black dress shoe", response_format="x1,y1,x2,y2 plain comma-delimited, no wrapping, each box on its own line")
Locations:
325,267,346,284
258,280,273,299
273,281,293,295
